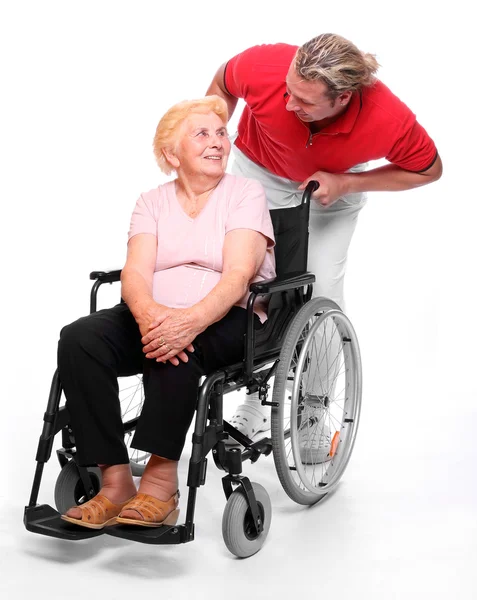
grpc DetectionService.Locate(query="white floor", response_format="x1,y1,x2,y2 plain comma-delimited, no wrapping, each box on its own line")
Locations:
2,381,476,600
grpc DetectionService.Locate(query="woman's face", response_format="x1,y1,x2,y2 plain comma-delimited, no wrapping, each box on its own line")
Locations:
174,111,230,178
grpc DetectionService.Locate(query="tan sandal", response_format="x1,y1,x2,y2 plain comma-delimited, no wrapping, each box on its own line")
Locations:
61,494,136,530
116,491,180,527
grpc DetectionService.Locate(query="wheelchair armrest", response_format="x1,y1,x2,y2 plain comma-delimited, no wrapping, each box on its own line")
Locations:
89,270,122,313
89,270,122,283
250,271,315,295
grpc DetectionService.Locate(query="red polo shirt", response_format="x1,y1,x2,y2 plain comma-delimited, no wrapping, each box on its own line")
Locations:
224,43,437,182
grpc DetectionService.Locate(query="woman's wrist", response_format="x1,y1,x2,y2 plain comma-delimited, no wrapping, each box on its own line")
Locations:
128,298,158,326
188,303,210,333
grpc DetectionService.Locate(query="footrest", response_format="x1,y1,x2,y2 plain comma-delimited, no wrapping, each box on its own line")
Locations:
106,523,191,545
24,504,104,540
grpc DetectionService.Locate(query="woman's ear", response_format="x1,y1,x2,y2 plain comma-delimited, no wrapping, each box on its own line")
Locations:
162,148,180,170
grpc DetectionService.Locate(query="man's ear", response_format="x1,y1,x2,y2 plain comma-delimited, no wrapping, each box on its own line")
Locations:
162,148,180,169
339,91,353,106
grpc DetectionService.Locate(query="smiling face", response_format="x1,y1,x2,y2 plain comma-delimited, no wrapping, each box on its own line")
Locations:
168,111,231,179
285,63,352,123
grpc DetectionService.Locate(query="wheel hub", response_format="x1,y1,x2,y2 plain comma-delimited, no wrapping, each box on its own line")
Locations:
303,393,329,407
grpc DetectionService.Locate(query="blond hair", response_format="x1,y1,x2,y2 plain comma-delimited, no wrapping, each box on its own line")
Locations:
295,33,379,99
153,95,228,175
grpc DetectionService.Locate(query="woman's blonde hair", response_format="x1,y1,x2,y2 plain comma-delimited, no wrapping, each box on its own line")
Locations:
153,95,228,174
295,33,379,100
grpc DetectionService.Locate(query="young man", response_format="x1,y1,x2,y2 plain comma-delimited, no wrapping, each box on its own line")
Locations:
206,33,442,459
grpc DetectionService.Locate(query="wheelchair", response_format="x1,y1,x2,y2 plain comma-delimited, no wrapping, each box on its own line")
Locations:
24,181,362,558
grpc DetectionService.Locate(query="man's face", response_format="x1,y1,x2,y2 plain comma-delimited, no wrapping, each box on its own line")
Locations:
285,64,344,123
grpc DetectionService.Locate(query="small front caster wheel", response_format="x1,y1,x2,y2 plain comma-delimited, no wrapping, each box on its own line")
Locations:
54,461,102,515
222,482,271,558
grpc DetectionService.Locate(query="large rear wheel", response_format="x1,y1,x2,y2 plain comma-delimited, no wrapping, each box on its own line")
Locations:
271,297,362,505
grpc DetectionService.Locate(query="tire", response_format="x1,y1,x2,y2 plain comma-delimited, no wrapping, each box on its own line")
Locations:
222,483,272,558
54,460,102,514
271,297,362,505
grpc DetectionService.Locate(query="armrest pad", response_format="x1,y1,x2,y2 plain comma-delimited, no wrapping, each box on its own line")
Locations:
89,270,122,283
250,271,315,295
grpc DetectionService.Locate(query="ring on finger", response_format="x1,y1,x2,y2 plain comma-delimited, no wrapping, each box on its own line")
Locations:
158,336,166,347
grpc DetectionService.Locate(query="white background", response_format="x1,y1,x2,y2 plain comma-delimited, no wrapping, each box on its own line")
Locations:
1,1,476,598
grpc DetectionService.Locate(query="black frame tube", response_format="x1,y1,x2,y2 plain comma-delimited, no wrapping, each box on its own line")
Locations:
185,370,226,538
28,370,62,507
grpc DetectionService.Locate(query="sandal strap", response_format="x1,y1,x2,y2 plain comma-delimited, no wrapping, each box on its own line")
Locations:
76,494,134,525
119,491,179,523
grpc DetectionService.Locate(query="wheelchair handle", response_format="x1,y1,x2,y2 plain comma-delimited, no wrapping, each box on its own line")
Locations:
301,180,319,206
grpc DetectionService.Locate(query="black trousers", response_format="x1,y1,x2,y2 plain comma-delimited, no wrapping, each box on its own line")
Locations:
57,303,256,466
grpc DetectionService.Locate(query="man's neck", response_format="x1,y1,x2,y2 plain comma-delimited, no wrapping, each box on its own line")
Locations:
310,103,350,133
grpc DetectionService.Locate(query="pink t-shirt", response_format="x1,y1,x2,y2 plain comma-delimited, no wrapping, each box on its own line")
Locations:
128,173,276,322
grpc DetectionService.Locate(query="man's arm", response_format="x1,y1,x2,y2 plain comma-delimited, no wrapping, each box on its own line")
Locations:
300,155,443,207
340,154,443,194
206,62,239,121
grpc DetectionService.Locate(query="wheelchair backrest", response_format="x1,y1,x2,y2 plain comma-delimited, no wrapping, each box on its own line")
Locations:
270,202,310,276
252,189,313,359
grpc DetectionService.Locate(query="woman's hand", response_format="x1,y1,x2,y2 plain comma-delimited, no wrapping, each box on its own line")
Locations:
141,308,202,366
136,305,193,366
298,171,347,207
136,304,172,338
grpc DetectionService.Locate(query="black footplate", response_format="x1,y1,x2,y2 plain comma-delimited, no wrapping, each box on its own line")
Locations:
24,504,104,540
25,504,192,545
105,522,191,545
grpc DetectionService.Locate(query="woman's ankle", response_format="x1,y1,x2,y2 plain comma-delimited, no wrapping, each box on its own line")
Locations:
138,455,178,501
98,463,137,503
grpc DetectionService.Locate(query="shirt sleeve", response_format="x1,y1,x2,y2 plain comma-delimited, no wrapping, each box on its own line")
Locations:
225,178,275,248
128,192,157,241
224,44,279,99
224,48,251,98
386,119,438,172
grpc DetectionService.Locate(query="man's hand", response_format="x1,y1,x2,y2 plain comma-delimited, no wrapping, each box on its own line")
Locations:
298,171,347,208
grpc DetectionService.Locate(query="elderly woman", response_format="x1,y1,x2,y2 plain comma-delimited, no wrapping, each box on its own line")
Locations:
58,95,275,529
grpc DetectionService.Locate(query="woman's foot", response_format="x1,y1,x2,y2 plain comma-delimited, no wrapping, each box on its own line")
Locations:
65,463,137,520
116,491,180,527
61,493,137,529
118,455,179,524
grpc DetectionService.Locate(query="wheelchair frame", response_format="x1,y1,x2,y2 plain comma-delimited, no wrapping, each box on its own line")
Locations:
24,181,361,556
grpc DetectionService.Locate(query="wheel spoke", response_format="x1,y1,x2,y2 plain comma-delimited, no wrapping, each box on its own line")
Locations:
118,375,149,466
